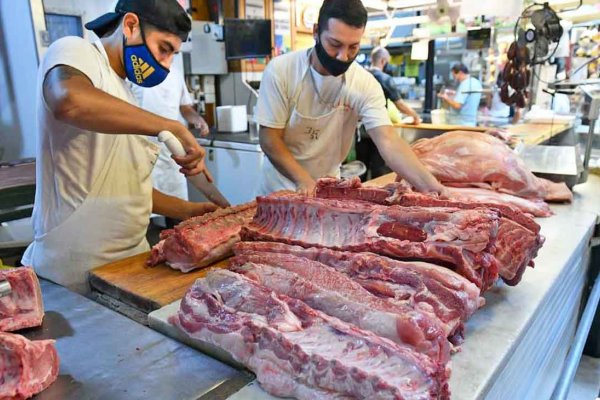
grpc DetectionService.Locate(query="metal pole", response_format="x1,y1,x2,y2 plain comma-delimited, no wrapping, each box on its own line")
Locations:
580,119,596,184
424,39,435,114
551,262,600,400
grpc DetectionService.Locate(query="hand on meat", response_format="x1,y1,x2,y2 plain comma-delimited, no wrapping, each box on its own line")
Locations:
296,178,317,197
187,202,220,218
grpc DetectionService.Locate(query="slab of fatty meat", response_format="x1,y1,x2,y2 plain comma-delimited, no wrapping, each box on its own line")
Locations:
172,269,450,400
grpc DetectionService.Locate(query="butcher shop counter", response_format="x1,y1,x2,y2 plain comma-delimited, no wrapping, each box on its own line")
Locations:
158,175,599,400
23,280,252,400
89,175,600,400
396,121,574,146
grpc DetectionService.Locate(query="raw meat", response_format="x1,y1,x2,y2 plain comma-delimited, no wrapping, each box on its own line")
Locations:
316,177,393,204
0,332,59,400
316,179,545,286
147,202,257,272
230,256,450,363
172,269,450,399
241,193,501,290
0,268,44,332
316,177,552,218
234,241,484,343
411,131,572,202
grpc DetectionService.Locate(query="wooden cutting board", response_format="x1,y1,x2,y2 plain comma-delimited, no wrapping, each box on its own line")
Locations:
503,122,570,145
89,253,230,314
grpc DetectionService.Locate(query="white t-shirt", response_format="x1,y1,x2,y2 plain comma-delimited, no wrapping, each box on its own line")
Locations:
31,36,148,236
130,58,193,121
130,58,193,200
256,49,391,131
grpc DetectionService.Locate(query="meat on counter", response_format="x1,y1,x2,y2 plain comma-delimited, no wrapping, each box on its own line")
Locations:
0,267,44,332
0,332,59,400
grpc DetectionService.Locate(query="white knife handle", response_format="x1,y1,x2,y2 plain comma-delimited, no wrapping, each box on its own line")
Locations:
158,131,187,157
0,280,11,297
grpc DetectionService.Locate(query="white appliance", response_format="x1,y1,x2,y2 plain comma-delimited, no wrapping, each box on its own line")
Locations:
189,138,263,205
217,105,248,132
190,21,228,75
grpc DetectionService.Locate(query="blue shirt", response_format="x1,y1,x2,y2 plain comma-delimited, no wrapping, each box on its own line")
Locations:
448,76,482,126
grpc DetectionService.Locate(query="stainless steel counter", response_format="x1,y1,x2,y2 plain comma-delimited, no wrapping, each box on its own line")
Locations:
192,129,259,146
25,281,251,400
221,177,600,399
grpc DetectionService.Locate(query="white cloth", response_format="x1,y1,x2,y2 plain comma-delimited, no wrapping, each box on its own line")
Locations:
489,91,510,118
23,37,159,293
130,56,193,200
255,49,390,194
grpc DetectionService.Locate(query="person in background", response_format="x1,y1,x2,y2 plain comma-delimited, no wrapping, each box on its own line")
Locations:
131,53,209,202
255,0,444,196
23,0,217,294
438,63,482,127
367,47,421,124
357,46,421,179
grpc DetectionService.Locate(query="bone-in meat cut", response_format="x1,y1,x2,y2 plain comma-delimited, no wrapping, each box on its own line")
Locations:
315,179,545,286
0,268,44,332
234,241,484,343
230,254,451,362
147,202,257,272
317,175,553,219
241,193,501,290
0,332,59,400
172,269,450,399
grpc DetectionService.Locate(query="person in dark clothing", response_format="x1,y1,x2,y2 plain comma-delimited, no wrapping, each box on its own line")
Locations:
357,46,421,180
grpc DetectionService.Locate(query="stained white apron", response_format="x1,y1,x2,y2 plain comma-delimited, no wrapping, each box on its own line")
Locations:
23,40,159,294
258,51,360,194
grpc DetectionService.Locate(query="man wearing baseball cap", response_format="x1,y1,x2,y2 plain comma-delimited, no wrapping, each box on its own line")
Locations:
23,0,217,293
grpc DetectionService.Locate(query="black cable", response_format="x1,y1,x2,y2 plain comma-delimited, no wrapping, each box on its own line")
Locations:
558,0,582,13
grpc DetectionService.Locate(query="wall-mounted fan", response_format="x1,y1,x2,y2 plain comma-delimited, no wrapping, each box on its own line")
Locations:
500,2,563,107
519,2,563,63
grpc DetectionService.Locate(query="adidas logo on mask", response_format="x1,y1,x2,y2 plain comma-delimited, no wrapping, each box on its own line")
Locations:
130,55,155,84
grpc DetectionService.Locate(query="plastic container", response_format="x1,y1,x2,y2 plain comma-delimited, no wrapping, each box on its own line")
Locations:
216,105,247,132
431,109,447,125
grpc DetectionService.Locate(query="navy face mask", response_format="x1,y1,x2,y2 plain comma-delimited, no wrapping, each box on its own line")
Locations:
123,24,169,87
314,37,354,77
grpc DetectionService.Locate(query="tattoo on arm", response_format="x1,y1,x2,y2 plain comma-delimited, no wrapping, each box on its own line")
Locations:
42,65,93,108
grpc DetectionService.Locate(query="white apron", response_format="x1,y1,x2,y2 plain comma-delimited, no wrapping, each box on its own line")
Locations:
23,40,159,294
131,64,190,200
258,52,360,195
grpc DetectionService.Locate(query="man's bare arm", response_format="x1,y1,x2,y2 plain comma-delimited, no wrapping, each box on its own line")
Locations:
43,65,208,177
393,99,421,124
152,189,218,220
368,125,444,194
437,93,462,111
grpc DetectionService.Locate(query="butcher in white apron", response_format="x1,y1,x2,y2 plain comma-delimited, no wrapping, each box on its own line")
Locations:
255,0,443,196
23,0,215,293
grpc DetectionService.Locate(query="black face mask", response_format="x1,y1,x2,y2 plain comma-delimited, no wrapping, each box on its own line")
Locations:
383,63,394,75
314,37,354,77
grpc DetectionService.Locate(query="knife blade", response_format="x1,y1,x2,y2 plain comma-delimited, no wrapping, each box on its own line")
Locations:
0,280,11,297
158,131,231,208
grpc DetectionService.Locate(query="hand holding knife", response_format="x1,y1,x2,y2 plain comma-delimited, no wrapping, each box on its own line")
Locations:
158,131,231,208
